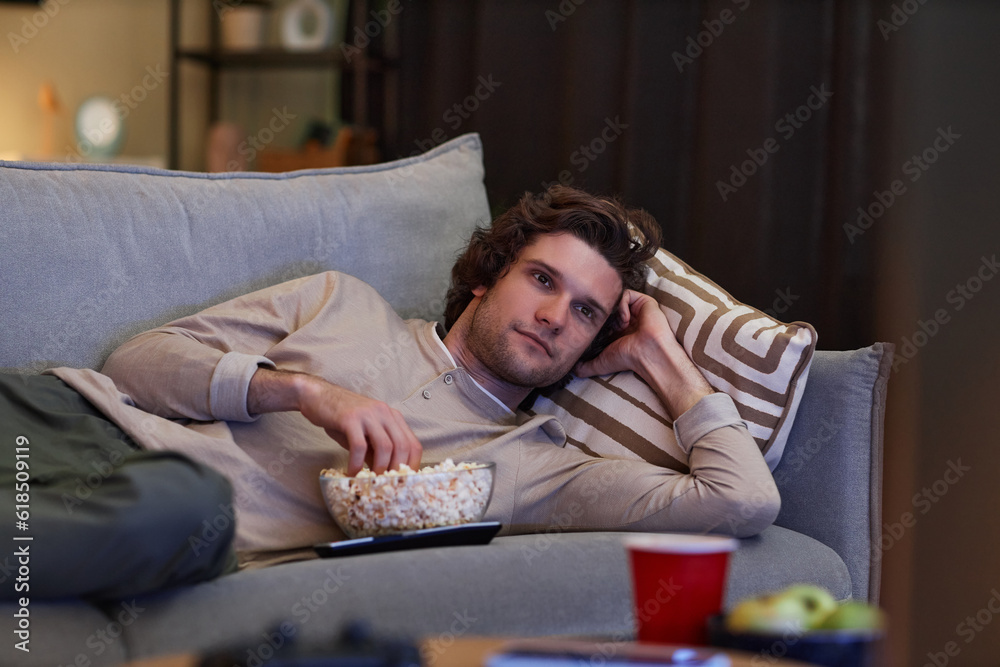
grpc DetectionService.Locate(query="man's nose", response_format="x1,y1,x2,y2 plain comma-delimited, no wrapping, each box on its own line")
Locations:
537,295,569,333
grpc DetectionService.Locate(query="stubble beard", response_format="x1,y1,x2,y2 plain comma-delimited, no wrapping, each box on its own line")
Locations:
465,292,568,389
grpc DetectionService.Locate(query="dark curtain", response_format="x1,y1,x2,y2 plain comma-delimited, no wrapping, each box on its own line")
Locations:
389,0,891,351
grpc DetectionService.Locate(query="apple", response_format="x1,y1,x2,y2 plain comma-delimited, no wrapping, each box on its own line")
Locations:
778,583,838,629
726,593,811,634
726,584,840,634
819,600,886,632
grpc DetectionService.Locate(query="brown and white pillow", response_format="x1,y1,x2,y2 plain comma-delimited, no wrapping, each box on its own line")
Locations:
525,248,817,472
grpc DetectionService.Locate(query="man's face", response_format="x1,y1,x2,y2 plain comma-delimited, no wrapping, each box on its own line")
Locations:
465,232,623,389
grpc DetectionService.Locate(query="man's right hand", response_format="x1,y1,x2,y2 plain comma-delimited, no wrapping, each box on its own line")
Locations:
574,290,713,421
248,368,422,476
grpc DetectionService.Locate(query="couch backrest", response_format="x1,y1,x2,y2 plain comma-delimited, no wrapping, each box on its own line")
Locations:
1,134,490,372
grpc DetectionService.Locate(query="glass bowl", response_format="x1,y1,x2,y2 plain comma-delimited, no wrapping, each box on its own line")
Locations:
319,461,495,538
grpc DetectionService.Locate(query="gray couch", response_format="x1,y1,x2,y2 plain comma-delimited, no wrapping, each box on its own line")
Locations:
0,134,892,665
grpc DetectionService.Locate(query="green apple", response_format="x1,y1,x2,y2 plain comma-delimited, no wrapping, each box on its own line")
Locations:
819,600,886,631
777,583,839,629
726,594,811,634
726,584,839,634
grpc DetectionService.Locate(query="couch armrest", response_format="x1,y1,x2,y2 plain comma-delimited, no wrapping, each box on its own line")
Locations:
771,343,894,603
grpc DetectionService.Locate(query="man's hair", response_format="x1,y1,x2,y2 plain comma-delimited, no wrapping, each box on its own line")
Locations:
444,185,663,362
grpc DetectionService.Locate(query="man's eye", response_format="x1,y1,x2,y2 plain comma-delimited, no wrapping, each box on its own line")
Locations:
534,273,551,287
578,305,594,319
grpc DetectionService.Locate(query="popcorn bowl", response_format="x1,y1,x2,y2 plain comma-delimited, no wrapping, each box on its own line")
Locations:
319,460,496,538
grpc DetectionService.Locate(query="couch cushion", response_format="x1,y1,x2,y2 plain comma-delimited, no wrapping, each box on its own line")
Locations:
120,533,635,661
0,600,127,666
0,133,490,373
528,248,817,473
725,525,852,606
118,528,847,661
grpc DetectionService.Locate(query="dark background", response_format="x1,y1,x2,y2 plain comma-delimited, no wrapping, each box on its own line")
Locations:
384,2,1000,665
390,0,891,354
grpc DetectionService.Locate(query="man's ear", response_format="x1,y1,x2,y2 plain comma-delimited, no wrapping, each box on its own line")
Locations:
472,285,487,297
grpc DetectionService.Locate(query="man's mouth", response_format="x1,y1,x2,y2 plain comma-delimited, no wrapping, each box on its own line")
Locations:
516,329,551,356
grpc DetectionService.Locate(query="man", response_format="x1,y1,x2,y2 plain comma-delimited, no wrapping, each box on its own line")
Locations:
0,186,779,600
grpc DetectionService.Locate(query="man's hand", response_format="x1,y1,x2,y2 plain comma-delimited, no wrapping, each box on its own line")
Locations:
574,290,713,420
248,368,422,475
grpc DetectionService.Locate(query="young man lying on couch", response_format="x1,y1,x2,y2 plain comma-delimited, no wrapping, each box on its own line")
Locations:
0,185,779,601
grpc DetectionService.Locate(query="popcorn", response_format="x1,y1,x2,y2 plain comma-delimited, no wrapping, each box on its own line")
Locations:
320,459,494,538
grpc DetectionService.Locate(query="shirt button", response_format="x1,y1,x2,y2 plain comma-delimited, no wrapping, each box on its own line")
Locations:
444,374,454,385
422,390,431,399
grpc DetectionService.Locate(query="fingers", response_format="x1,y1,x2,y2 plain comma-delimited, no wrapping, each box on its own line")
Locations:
341,405,421,476
575,290,664,380
367,426,394,474
616,289,657,335
574,351,615,379
389,411,423,471
306,382,423,476
381,411,422,473
406,439,423,471
616,291,633,330
344,424,369,476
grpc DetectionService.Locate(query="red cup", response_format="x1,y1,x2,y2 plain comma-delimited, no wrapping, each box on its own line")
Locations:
623,533,738,646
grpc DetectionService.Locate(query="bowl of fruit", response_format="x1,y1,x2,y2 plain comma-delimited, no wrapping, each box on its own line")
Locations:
707,584,886,667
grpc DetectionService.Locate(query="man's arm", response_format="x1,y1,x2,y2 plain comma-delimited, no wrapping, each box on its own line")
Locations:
247,368,421,475
102,273,332,422
512,414,780,538
548,289,779,537
102,272,421,475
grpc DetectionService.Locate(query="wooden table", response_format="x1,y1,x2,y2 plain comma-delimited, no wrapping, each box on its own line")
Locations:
127,636,817,666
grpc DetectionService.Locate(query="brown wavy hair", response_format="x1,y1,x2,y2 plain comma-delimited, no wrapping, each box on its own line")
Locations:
445,185,662,362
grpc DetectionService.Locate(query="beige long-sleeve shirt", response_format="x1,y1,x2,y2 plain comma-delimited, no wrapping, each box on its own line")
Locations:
50,271,779,567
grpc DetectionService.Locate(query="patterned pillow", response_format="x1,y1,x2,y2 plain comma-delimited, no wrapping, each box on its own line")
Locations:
525,248,817,472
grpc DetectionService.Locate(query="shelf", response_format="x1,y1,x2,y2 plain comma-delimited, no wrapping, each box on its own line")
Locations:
168,0,397,171
176,48,396,70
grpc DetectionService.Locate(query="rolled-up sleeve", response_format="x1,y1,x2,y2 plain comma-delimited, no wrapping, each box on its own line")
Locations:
209,351,276,422
673,392,746,451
